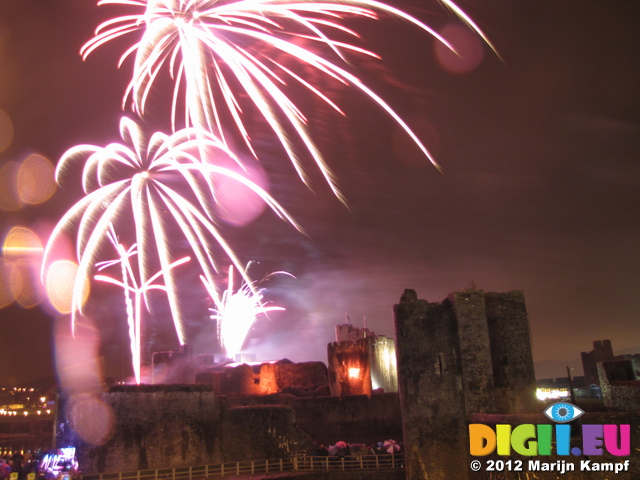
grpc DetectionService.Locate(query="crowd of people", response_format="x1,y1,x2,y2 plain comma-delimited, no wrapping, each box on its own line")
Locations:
0,451,41,480
0,449,76,480
313,439,402,457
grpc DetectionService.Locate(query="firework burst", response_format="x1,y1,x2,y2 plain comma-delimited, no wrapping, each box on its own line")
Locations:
201,263,290,359
42,116,300,346
82,0,496,201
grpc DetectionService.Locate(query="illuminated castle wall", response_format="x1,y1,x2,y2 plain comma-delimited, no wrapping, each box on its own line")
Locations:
328,324,398,396
195,360,329,396
327,339,372,396
369,336,398,392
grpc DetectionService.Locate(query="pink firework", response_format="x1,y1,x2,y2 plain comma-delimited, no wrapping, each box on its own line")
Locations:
82,0,496,201
42,117,300,346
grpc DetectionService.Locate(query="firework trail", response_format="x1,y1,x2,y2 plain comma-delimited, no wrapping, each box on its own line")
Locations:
82,0,496,201
95,226,190,383
42,117,300,347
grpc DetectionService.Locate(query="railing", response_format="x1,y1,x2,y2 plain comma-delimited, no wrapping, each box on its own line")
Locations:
78,454,404,480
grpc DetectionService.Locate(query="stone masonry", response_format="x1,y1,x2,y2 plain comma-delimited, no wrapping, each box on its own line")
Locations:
393,288,537,480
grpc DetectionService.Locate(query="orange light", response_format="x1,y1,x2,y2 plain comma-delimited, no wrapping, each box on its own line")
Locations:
45,260,89,314
3,226,43,259
348,367,360,379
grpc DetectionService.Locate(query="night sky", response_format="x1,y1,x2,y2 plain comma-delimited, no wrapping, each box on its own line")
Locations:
0,0,639,386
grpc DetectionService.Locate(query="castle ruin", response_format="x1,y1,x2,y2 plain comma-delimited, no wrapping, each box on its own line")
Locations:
57,288,547,478
393,288,538,480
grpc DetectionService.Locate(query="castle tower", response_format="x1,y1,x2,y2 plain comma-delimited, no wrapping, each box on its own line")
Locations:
327,339,372,396
447,290,496,414
368,335,398,393
484,291,538,413
393,288,537,480
393,289,469,480
581,339,614,386
329,324,398,395
335,323,373,343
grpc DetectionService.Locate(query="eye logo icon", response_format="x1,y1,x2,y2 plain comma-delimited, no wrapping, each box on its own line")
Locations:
543,402,585,423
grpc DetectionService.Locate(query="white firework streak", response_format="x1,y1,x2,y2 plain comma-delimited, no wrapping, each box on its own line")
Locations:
201,264,290,359
42,117,301,346
81,0,497,201
95,226,190,383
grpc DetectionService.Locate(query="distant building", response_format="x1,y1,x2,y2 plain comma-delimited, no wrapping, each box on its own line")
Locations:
581,339,614,386
597,358,640,410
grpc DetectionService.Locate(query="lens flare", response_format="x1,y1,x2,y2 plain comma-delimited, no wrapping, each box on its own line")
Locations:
11,259,44,308
0,109,14,153
0,259,14,308
45,260,89,315
3,226,43,259
1,227,44,309
435,23,485,74
54,315,104,395
17,153,57,205
0,161,21,212
67,396,115,446
213,159,270,226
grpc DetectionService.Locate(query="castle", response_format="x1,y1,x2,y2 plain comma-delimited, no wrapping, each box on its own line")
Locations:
59,288,640,480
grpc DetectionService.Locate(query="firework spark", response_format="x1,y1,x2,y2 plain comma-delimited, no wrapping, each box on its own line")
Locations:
201,264,290,359
42,117,300,346
82,0,496,201
95,227,190,383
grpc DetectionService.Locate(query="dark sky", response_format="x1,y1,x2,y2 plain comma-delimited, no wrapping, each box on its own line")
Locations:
0,0,639,385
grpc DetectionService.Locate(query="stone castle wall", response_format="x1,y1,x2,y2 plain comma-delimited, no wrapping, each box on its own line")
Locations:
196,361,328,397
449,290,497,414
220,392,402,445
393,289,470,480
57,385,221,474
484,291,538,413
597,361,640,411
393,289,538,480
327,341,372,396
56,387,401,474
